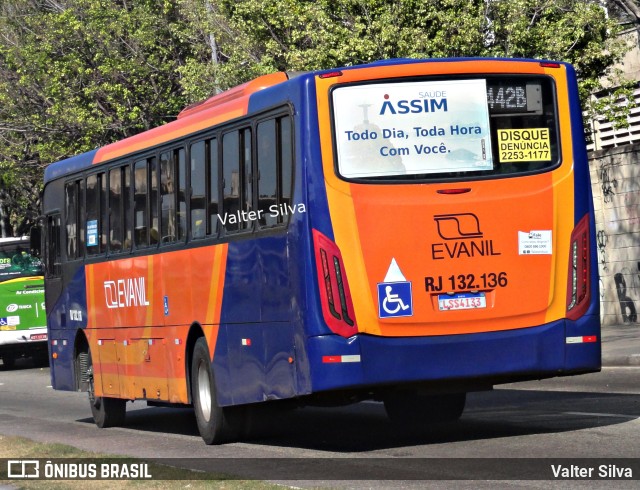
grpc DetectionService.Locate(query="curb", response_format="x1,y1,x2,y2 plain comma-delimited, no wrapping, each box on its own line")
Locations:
602,354,640,367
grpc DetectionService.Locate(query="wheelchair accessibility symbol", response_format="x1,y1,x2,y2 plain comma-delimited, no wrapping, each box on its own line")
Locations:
377,281,413,318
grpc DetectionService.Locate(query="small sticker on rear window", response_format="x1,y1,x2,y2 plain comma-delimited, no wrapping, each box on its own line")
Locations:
498,128,551,162
518,230,552,255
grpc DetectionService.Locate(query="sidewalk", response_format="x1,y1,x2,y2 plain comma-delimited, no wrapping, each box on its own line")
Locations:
602,323,640,366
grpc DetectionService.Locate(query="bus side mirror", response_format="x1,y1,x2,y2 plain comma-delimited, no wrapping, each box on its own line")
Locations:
30,226,42,257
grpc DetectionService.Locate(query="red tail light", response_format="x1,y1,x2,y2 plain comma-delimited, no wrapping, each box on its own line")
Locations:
312,229,358,337
566,214,591,320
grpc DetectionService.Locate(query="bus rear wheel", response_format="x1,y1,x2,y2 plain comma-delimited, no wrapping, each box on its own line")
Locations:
384,391,466,425
191,337,240,444
84,349,126,428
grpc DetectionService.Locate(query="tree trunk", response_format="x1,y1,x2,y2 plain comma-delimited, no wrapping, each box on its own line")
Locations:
0,189,14,238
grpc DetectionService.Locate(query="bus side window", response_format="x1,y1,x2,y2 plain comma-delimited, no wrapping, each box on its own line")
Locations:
160,151,176,243
257,115,293,228
46,215,61,277
190,141,206,239
99,172,107,253
149,157,159,246
64,181,78,260
209,138,219,236
134,160,148,248
280,115,293,216
222,131,240,232
85,174,99,255
242,128,253,224
257,119,277,227
122,165,132,251
177,149,187,241
109,168,123,252
78,179,85,255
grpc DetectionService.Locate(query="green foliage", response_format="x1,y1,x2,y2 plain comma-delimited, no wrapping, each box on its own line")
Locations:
0,0,634,234
180,0,630,94
0,0,199,234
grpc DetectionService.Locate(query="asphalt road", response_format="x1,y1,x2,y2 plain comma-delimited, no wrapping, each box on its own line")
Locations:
1,359,640,487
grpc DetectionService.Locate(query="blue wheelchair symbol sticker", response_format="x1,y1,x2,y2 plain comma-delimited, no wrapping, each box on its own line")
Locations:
377,281,413,318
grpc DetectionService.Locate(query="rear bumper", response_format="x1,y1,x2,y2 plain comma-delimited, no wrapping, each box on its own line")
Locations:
0,327,47,346
307,314,601,393
0,327,48,358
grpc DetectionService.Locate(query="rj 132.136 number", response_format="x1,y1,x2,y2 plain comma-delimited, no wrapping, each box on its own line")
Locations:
425,272,508,292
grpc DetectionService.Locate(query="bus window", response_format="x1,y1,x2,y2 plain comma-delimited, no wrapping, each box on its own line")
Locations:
109,169,123,252
332,76,559,181
257,116,293,227
134,160,148,248
177,149,187,241
190,141,206,239
46,215,61,277
99,172,107,253
122,165,132,250
160,152,176,244
257,119,277,227
64,181,78,259
280,116,293,210
222,131,240,232
208,138,219,236
242,128,253,223
85,174,101,255
149,157,159,246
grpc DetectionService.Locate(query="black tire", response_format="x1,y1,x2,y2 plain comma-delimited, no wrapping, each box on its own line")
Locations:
191,337,240,444
384,391,466,425
85,349,126,428
1,354,15,370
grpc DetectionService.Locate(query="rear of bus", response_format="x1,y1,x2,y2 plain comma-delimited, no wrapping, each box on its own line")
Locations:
305,59,599,402
0,237,47,368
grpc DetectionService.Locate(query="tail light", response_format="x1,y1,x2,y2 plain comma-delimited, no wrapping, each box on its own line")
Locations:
566,214,591,320
312,229,358,337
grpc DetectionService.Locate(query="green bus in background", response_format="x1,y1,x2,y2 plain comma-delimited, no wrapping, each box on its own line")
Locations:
0,236,47,369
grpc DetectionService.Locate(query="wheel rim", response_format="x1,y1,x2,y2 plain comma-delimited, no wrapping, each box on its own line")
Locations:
87,365,97,406
197,360,212,422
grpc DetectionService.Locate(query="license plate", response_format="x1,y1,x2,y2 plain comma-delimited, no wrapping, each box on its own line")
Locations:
438,292,486,311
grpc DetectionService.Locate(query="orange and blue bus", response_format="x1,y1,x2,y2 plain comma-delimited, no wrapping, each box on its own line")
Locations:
40,58,599,443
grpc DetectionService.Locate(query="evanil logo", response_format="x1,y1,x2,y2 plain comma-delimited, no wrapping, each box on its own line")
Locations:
104,277,150,309
379,93,448,115
6,303,18,312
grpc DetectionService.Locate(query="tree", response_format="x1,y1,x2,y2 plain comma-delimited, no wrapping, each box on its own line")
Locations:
178,0,631,98
0,0,633,235
0,0,201,236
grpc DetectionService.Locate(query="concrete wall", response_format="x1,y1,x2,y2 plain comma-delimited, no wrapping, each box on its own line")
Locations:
589,143,640,325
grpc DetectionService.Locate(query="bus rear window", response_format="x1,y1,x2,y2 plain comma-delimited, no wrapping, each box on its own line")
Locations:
331,76,559,181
